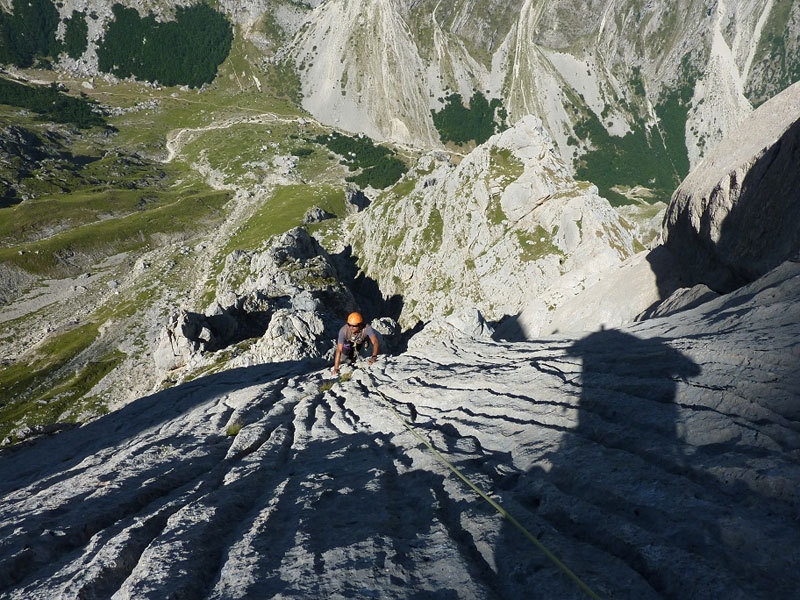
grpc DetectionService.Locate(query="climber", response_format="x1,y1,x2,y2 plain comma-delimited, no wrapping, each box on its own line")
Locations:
331,311,380,375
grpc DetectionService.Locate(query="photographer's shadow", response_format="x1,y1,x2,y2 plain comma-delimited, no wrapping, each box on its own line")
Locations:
495,328,704,598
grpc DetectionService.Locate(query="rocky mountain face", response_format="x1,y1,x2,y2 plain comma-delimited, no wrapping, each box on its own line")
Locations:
496,79,800,339
1,220,797,599
288,0,798,178
338,115,639,328
1,4,799,597
663,79,800,292
1,60,799,599
41,0,800,200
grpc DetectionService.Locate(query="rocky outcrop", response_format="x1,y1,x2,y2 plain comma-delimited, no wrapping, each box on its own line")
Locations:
345,116,638,328
662,80,800,293
1,257,797,599
502,79,800,339
153,227,374,376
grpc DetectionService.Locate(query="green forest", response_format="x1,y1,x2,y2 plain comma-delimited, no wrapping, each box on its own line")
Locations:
572,61,694,206
316,132,407,189
96,3,233,88
0,0,231,89
0,77,105,128
0,0,62,67
63,11,89,60
431,92,507,146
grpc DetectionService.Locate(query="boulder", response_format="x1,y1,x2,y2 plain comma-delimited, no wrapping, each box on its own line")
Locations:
303,205,336,224
409,307,494,349
153,310,203,372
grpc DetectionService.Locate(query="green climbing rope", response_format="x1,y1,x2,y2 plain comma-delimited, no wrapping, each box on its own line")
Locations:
371,385,602,600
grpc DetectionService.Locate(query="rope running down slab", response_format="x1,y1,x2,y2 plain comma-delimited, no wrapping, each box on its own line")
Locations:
370,384,602,600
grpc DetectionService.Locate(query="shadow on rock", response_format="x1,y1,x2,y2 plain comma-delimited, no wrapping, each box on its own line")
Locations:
330,244,404,323
494,327,800,598
0,358,326,594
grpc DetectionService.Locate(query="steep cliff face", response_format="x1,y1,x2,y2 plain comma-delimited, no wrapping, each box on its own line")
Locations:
15,0,797,204
663,79,800,292
291,0,442,147
498,65,800,341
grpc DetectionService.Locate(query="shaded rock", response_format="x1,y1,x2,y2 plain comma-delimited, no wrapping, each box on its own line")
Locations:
302,205,335,224
153,310,202,372
662,80,800,292
369,316,401,354
153,228,355,371
639,284,720,320
155,227,361,374
344,186,370,213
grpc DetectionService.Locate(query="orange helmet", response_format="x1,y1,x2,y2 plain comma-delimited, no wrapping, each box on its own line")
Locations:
347,312,364,326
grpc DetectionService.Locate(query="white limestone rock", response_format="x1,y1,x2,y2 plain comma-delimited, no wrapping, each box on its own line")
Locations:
1,260,798,600
154,228,358,375
351,116,637,328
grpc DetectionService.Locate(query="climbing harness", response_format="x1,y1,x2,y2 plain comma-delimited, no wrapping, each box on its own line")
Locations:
369,384,602,600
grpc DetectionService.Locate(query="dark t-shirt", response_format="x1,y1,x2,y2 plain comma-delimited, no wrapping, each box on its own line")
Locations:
337,324,375,346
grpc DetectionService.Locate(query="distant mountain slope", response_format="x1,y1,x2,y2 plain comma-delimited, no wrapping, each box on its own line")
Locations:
288,0,799,201
4,0,796,203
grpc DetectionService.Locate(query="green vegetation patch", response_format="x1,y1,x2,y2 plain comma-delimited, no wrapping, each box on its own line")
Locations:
173,121,331,186
489,147,524,182
0,323,124,441
421,207,444,251
487,196,506,226
0,185,230,276
516,226,563,262
746,1,800,106
574,109,684,206
0,77,105,128
63,10,89,59
573,59,697,205
97,3,233,88
0,1,89,66
316,132,407,189
653,55,698,178
224,184,346,254
431,91,507,146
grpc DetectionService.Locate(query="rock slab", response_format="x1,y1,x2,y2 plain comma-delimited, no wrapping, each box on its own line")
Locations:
1,260,798,599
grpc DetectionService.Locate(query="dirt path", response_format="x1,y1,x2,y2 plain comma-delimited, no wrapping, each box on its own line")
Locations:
164,112,315,163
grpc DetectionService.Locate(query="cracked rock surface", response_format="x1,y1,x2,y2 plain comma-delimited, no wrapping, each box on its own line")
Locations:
1,261,798,599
